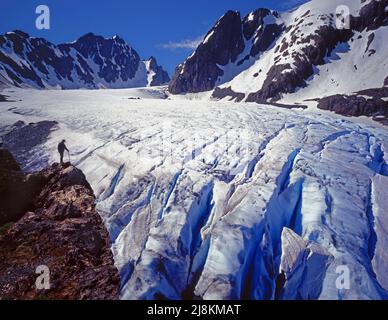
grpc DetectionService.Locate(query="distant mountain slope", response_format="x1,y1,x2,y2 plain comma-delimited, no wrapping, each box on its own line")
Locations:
169,0,388,120
0,31,170,89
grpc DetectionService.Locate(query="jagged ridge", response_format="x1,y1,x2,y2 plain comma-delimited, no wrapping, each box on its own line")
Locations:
0,31,170,89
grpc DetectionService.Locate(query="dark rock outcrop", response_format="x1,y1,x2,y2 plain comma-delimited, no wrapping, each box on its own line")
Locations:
242,9,284,58
358,86,388,99
0,148,46,226
0,150,119,300
169,9,283,94
351,0,388,32
317,90,388,125
212,86,245,102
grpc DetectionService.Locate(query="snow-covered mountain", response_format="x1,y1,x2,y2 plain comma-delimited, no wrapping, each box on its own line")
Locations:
0,31,170,89
169,0,388,122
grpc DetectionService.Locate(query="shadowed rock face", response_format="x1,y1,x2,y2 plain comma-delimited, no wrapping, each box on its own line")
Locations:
0,148,46,225
169,11,244,94
0,151,119,300
169,9,283,94
147,56,170,86
351,0,388,32
242,9,284,58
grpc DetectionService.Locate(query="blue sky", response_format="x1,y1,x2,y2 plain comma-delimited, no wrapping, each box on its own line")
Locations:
0,0,308,75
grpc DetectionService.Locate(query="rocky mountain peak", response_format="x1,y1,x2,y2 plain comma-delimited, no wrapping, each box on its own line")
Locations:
168,7,283,94
207,10,244,65
112,34,126,44
145,56,170,86
5,30,30,39
148,56,158,69
242,8,272,39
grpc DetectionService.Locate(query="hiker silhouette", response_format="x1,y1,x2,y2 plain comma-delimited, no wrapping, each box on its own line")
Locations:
58,139,69,164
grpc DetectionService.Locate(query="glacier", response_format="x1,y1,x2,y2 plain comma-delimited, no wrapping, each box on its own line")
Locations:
0,87,388,300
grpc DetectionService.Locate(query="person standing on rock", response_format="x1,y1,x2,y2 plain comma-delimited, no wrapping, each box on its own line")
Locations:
58,139,69,165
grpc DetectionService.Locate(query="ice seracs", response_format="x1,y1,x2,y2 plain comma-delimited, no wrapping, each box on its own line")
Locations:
277,227,333,300
0,87,387,300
